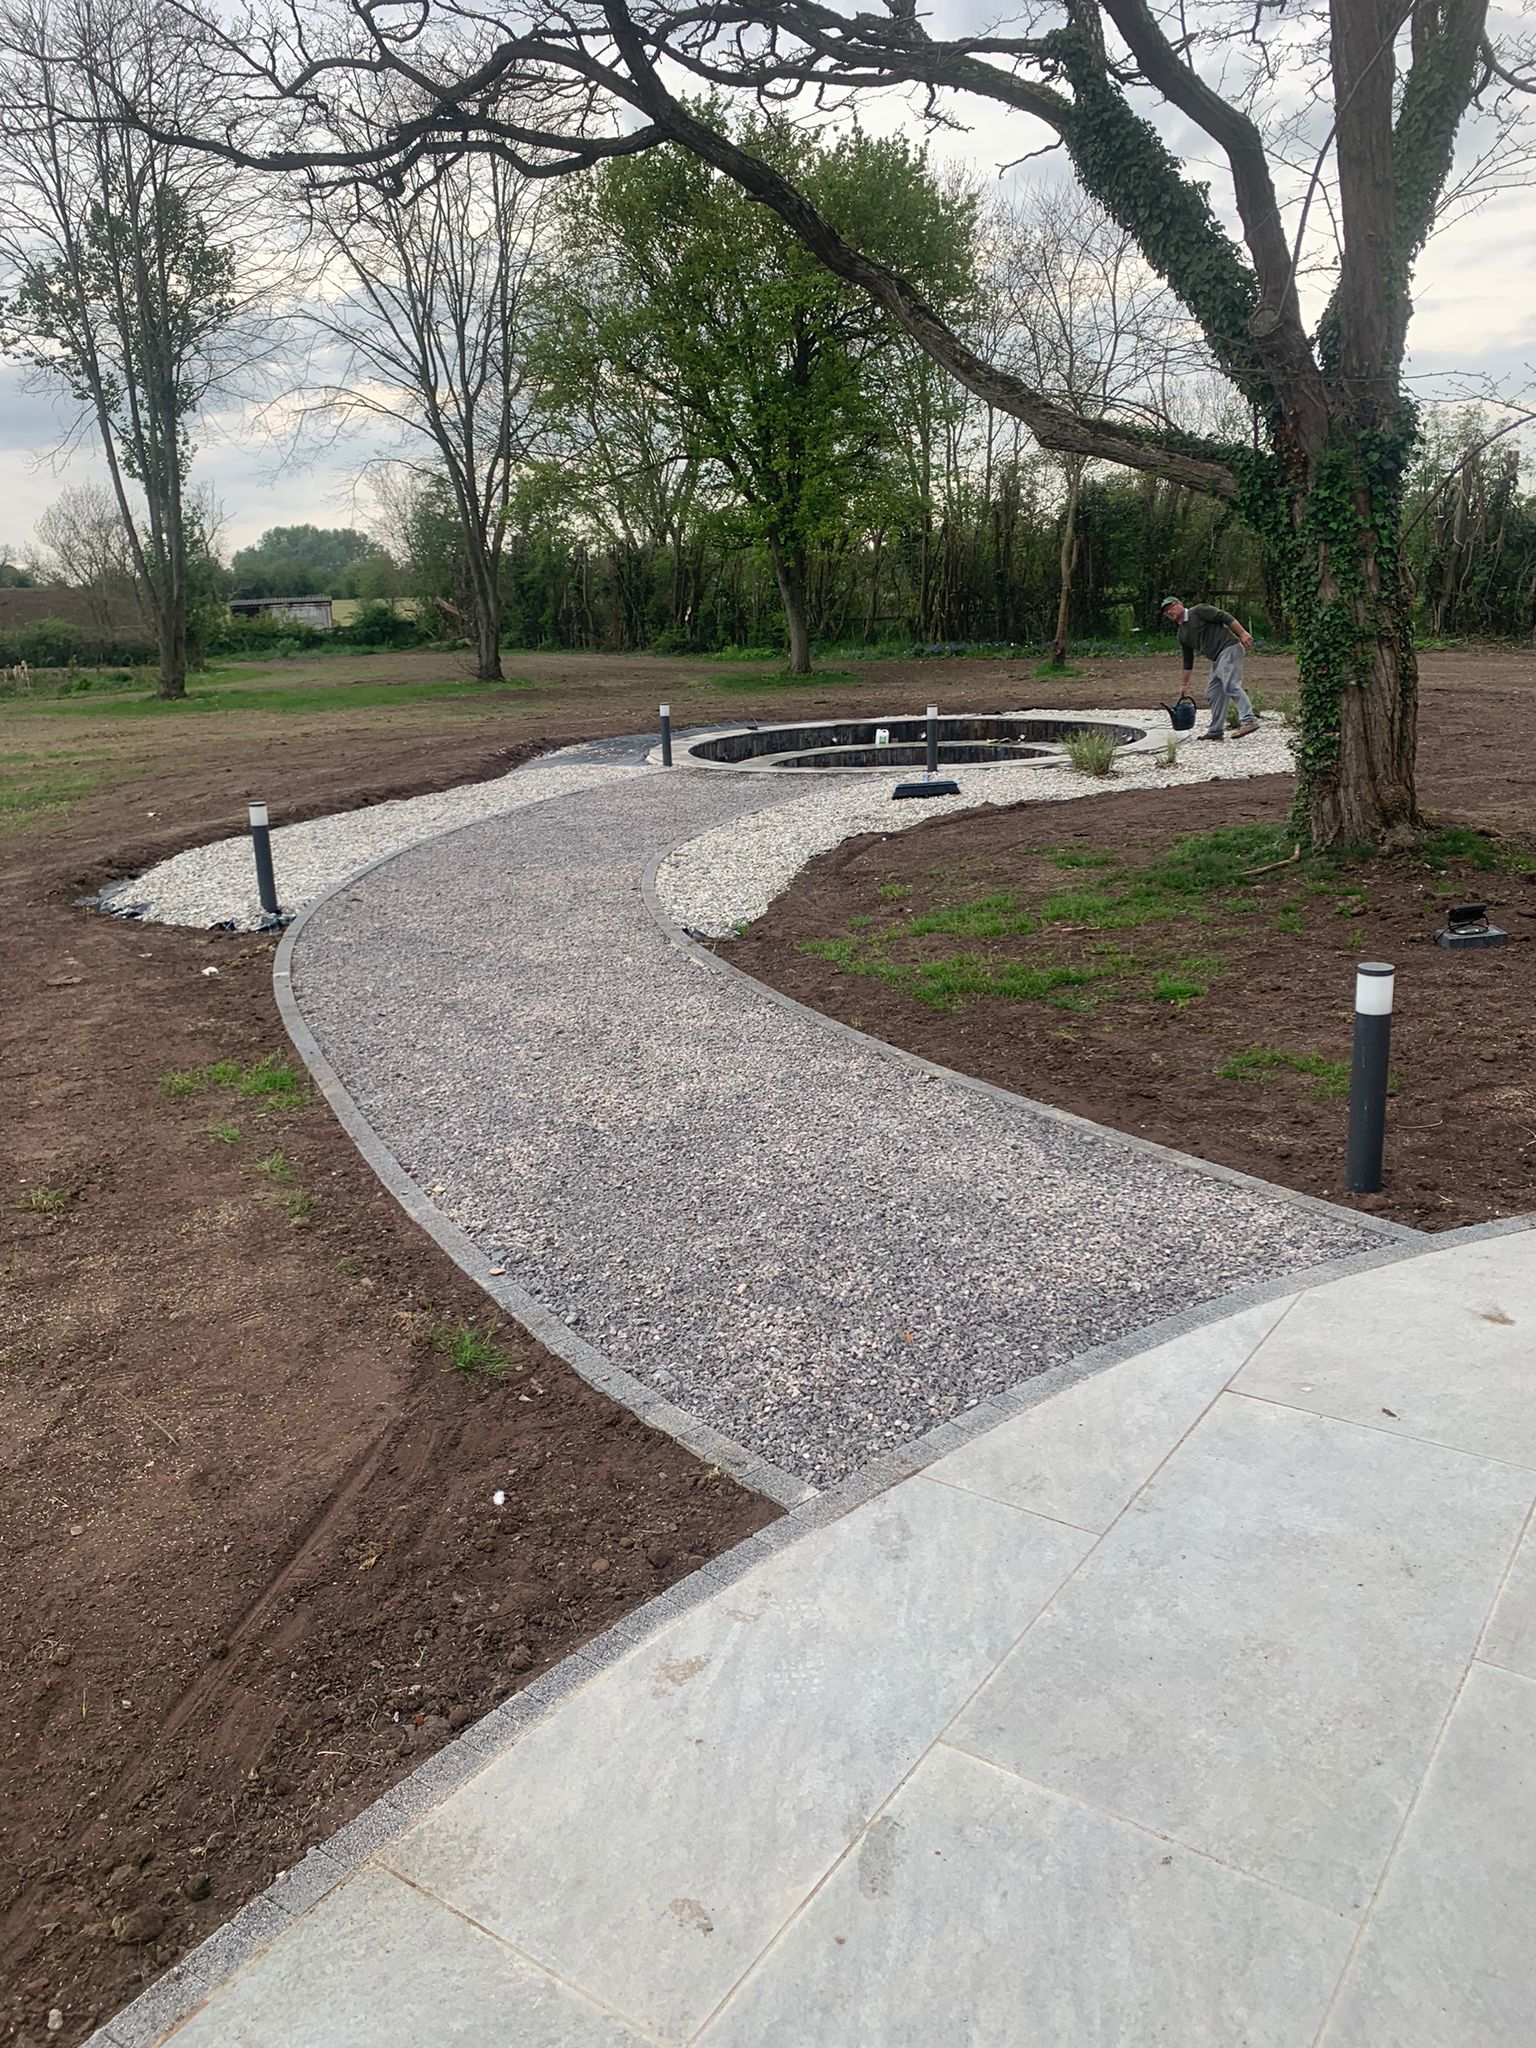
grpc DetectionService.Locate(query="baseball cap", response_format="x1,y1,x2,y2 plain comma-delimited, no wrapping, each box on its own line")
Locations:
1159,595,1182,610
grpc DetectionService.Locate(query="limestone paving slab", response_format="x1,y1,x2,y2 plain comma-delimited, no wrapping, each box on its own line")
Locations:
922,1294,1296,1531
1478,1515,1536,1679
1233,1231,1536,1467
289,768,1386,1487
949,1391,1535,1916
166,1866,647,2047
702,1743,1356,2048
1318,1661,1536,2048
383,1479,1091,2044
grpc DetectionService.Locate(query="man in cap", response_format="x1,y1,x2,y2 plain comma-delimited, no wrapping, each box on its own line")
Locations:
1161,597,1259,742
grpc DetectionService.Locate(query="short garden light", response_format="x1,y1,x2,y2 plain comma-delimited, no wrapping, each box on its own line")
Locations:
1346,962,1394,1195
248,802,280,922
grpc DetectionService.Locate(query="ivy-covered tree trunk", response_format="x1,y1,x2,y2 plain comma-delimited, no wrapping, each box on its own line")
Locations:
1267,402,1422,848
768,534,812,675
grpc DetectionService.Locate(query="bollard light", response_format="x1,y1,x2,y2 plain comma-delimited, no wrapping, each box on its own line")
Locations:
248,801,280,921
659,702,673,768
1346,962,1394,1194
926,704,939,779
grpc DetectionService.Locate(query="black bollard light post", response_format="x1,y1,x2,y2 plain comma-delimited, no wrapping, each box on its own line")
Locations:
248,802,280,921
926,703,939,779
1346,961,1394,1194
660,702,673,767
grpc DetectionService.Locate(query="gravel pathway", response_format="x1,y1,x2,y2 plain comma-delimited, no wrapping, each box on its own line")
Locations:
100,747,654,929
657,707,1294,935
290,767,1387,1489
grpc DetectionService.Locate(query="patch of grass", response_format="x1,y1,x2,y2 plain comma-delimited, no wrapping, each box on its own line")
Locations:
1152,956,1220,1007
1218,1044,1376,1102
428,1319,511,1379
875,882,909,900
1276,904,1306,934
255,1148,295,1184
212,1122,244,1143
236,1054,306,1106
898,955,1099,1014
281,1190,315,1224
8,675,532,719
800,936,860,970
847,914,875,930
160,1070,203,1099
204,1059,243,1086
1034,657,1083,678
1048,848,1119,870
1334,891,1369,918
1062,728,1118,777
15,1185,69,1216
904,891,1037,939
1420,825,1508,872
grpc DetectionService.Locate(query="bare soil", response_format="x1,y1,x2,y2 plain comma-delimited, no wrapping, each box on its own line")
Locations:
728,653,1536,1233
2,643,1531,2043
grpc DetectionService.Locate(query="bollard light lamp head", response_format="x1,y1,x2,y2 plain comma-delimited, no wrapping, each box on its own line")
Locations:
248,802,268,829
1355,961,1394,1015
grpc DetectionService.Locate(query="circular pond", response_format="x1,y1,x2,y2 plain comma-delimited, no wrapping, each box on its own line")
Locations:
683,712,1146,773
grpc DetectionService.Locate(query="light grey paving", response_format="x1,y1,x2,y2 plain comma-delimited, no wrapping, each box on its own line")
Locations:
167,1865,646,2046
385,1480,1091,2045
1479,1515,1536,1678
1319,1661,1536,2048
924,1294,1296,1530
950,1393,1534,1916
1234,1232,1536,1467
703,1743,1356,2048
290,767,1385,1486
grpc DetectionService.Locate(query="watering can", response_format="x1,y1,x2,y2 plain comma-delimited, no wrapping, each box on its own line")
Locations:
1162,691,1196,731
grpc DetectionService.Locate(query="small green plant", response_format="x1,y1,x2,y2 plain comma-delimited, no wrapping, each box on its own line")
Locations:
1275,905,1305,934
905,891,1036,940
1160,736,1180,766
212,1123,243,1144
255,1148,295,1184
429,1319,510,1378
281,1190,315,1224
237,1054,306,1106
1063,729,1118,778
204,1059,242,1087
1048,848,1118,870
1152,967,1210,1007
161,1070,203,1099
875,882,909,900
1216,1045,1386,1103
15,1185,68,1216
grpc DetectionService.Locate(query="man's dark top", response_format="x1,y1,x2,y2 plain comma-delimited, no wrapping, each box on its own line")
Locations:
1179,604,1240,671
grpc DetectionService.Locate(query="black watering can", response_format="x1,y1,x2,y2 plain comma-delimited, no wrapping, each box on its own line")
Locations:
1162,690,1196,731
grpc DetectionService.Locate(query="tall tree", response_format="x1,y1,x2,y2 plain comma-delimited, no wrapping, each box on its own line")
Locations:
546,116,975,672
993,187,1210,666
287,155,545,679
0,0,258,697
135,0,1533,840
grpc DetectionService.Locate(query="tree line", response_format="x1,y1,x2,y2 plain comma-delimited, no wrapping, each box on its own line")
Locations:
1,0,1532,843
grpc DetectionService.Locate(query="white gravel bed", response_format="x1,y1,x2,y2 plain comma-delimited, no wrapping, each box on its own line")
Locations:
656,709,1293,937
101,755,656,930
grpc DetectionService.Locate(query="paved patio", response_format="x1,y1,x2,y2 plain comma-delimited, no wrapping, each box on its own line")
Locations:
99,1224,1536,2047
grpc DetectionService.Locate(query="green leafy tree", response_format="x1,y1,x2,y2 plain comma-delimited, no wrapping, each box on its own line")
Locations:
0,0,254,697
230,525,393,599
551,117,977,673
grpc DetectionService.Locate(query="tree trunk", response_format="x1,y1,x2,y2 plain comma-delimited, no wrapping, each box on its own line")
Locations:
155,596,187,700
1288,418,1420,849
468,546,504,681
1049,460,1083,669
768,535,812,675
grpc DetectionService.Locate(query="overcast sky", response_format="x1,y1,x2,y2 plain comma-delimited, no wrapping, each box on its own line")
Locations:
1,8,1531,562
